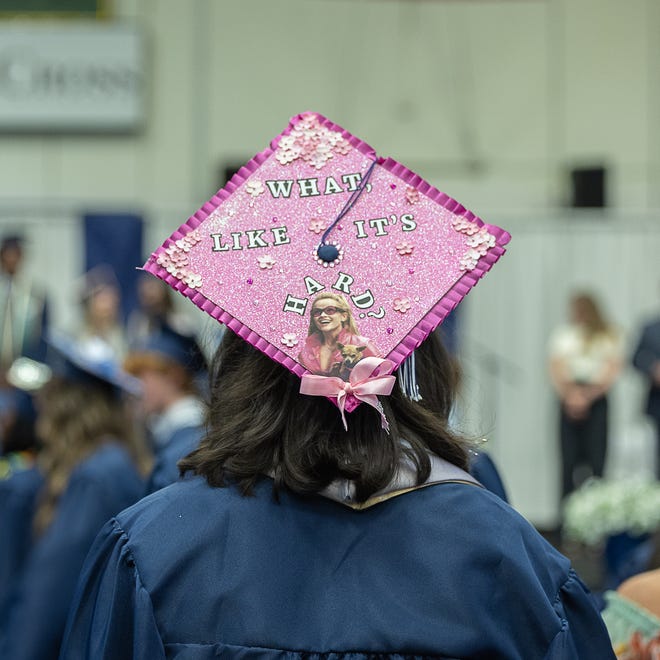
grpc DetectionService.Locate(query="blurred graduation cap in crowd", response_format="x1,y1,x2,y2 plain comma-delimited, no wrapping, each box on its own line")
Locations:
77,263,121,304
7,331,141,396
124,326,207,378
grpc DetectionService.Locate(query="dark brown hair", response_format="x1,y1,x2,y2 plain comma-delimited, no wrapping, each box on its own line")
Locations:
34,379,148,534
180,329,469,503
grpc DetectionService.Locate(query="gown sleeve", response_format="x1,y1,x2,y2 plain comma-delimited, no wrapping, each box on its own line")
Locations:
60,518,165,660
469,452,509,502
545,569,615,659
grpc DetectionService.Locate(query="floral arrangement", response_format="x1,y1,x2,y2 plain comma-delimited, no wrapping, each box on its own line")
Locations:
563,478,660,546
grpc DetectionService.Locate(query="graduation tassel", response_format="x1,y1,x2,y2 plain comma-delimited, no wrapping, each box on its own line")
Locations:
397,351,422,402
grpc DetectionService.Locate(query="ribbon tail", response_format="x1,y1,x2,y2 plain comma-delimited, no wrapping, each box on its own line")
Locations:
355,392,390,433
337,391,348,431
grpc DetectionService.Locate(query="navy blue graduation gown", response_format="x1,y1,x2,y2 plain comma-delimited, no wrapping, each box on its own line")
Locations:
0,443,145,660
469,451,509,502
146,424,203,494
0,466,43,619
61,475,614,659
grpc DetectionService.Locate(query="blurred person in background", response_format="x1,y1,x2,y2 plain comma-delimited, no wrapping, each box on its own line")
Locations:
601,567,660,656
549,292,623,499
0,334,148,660
126,272,197,347
74,264,128,362
0,389,42,625
632,300,660,477
0,235,50,475
124,326,206,493
0,234,49,377
0,388,39,476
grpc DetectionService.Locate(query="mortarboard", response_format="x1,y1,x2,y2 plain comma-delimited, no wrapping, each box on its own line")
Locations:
143,112,510,426
44,331,141,396
124,327,207,377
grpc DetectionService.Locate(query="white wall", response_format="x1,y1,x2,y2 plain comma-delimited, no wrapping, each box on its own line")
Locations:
0,0,658,525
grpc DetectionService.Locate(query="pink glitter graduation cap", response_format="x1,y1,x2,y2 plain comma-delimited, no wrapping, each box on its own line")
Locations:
144,111,511,424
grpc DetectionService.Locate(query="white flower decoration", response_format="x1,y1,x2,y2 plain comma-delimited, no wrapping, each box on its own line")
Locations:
245,180,265,197
258,255,276,270
183,271,202,288
281,333,299,348
459,249,482,271
466,228,496,256
393,297,412,313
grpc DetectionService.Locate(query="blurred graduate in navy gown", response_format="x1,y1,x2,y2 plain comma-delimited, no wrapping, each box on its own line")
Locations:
0,388,42,623
124,327,206,493
0,334,148,660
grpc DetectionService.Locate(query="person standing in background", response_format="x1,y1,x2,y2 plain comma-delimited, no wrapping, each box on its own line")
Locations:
74,264,128,363
0,334,147,660
632,300,660,477
549,292,623,499
124,327,207,493
126,273,198,347
0,235,49,379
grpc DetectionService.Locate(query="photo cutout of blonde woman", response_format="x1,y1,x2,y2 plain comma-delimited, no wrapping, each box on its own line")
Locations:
297,293,381,380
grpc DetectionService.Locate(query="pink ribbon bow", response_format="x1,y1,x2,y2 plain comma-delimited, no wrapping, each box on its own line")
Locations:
299,356,396,431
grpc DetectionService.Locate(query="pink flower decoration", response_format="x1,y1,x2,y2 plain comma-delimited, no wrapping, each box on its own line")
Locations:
187,229,202,244
274,115,351,169
334,138,352,155
466,228,496,256
452,216,480,235
396,241,414,256
275,152,294,165
308,218,326,234
405,186,420,204
393,297,412,313
281,333,299,348
158,229,204,281
258,255,276,270
245,180,265,197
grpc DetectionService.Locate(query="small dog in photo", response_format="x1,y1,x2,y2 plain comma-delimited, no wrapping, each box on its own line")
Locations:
330,343,367,380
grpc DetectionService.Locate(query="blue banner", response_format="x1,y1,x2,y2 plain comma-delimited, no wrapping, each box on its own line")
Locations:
83,213,144,323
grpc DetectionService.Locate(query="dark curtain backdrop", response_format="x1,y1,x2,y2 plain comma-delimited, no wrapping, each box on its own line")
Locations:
83,213,144,323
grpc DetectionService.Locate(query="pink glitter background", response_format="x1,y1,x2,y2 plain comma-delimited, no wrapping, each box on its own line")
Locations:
144,112,511,408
